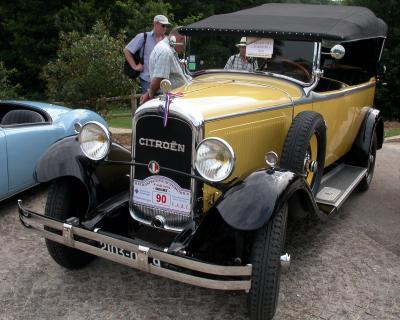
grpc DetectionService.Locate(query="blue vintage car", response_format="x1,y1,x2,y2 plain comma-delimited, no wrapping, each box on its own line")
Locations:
0,100,106,201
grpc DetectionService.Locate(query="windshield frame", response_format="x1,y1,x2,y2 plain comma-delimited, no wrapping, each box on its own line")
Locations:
183,37,320,88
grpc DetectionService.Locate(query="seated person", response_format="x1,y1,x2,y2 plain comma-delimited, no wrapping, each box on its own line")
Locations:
224,37,257,72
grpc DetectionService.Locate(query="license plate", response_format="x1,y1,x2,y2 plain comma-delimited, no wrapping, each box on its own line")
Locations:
100,242,136,260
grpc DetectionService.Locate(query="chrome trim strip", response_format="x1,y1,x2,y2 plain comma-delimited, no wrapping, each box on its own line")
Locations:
205,102,293,122
18,203,252,292
311,82,376,102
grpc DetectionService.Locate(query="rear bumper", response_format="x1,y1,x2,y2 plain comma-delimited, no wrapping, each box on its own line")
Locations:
18,200,252,292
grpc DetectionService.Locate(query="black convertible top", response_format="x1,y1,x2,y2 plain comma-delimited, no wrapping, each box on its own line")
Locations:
179,3,387,42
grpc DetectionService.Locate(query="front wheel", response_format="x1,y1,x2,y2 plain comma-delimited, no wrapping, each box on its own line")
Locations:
45,179,94,269
247,203,288,320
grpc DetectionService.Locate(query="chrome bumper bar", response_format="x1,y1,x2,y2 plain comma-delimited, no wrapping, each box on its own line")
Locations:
18,200,252,292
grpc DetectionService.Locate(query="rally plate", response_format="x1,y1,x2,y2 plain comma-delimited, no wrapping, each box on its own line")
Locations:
133,175,191,215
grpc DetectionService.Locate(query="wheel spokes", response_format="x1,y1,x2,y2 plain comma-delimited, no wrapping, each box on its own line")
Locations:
305,134,318,186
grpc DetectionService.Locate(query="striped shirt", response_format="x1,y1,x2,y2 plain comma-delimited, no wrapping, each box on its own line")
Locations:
224,54,258,72
149,38,192,90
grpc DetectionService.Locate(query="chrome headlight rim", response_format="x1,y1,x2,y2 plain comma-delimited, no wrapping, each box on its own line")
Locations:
78,121,111,161
195,137,236,183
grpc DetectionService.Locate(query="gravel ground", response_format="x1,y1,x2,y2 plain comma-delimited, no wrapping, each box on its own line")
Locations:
0,142,399,320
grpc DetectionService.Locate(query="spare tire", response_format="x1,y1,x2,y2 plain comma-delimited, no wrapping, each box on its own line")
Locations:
280,111,326,195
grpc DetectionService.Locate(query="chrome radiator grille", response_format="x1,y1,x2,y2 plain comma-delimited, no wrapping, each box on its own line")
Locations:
130,114,195,232
132,204,192,232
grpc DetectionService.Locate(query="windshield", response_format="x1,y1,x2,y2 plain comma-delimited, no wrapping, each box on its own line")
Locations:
185,35,315,83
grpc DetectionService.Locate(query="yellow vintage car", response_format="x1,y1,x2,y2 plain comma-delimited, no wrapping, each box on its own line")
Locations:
18,4,387,320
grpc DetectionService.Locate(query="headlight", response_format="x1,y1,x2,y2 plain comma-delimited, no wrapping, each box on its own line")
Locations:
195,138,235,182
78,121,111,161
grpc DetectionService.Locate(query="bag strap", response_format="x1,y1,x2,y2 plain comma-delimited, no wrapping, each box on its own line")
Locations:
140,32,147,63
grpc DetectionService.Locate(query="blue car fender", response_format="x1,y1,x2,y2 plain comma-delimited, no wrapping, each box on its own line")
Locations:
55,108,107,134
216,169,319,231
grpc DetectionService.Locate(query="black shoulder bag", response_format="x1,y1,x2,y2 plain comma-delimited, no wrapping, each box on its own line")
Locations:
124,32,147,80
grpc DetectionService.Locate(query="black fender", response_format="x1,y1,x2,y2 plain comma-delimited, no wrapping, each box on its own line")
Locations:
215,169,319,231
35,135,131,214
352,108,384,159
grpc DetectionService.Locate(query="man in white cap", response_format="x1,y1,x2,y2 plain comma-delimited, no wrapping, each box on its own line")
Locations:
123,15,171,93
224,37,257,71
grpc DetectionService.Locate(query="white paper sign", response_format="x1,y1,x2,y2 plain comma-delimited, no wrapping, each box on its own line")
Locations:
246,37,274,58
133,175,191,215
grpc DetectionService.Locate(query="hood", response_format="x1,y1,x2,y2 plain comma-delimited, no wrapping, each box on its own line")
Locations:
168,73,304,121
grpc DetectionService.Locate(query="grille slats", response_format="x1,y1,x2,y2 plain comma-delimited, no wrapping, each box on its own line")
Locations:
132,204,192,231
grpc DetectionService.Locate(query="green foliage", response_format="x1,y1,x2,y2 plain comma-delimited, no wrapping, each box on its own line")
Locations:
0,0,66,96
54,0,102,35
376,46,400,120
113,1,173,39
42,21,133,112
0,62,20,99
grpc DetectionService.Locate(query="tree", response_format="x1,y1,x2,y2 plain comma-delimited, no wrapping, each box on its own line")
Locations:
42,21,132,112
0,0,71,97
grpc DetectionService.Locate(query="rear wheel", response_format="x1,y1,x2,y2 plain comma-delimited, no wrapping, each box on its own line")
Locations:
357,131,377,191
45,179,94,269
281,111,326,195
248,203,288,320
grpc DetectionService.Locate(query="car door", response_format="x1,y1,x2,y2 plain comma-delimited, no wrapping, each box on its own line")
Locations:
0,127,8,198
4,123,55,193
312,84,374,167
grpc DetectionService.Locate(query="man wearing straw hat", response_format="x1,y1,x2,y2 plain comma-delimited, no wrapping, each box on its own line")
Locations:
224,37,257,71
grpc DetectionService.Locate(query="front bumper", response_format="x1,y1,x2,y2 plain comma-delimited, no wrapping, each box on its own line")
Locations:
18,200,252,292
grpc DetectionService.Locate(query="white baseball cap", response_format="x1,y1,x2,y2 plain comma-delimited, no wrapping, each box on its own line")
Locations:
154,15,171,26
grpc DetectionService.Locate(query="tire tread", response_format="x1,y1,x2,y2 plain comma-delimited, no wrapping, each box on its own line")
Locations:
45,179,93,269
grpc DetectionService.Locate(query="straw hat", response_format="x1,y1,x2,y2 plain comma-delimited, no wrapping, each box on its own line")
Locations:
236,37,247,47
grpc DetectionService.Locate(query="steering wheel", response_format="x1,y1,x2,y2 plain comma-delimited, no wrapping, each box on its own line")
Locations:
262,58,311,82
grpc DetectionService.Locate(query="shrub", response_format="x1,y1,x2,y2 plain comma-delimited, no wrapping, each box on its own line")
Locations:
0,62,20,99
42,20,134,113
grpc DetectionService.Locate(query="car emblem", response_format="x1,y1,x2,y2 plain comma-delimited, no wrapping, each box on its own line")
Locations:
148,160,160,174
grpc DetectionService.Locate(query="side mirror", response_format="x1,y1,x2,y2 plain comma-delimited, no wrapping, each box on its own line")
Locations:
330,44,345,60
160,79,172,94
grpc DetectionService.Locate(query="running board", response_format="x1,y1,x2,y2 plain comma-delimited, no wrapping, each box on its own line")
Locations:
316,164,367,214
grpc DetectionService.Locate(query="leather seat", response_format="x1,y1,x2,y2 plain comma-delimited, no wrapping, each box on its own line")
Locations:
1,109,45,125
